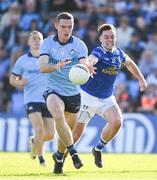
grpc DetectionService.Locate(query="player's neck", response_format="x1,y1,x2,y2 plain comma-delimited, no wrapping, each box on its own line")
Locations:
101,44,114,53
58,37,69,43
30,49,39,57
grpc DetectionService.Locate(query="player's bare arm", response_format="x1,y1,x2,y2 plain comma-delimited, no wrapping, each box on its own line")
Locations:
9,74,28,90
39,55,71,73
123,56,148,91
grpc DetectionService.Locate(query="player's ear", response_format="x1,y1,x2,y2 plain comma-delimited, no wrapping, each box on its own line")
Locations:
99,35,102,43
55,22,58,30
27,37,30,46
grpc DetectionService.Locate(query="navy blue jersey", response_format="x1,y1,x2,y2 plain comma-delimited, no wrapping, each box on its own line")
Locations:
81,46,127,98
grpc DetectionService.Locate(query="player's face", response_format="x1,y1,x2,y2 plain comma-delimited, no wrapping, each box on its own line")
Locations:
55,19,74,43
28,33,43,50
99,29,116,51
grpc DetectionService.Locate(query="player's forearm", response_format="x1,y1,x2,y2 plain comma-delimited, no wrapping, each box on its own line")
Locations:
39,55,58,73
126,61,145,81
39,63,58,73
80,56,97,66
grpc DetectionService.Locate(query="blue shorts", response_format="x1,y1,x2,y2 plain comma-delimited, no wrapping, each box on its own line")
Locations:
25,102,52,118
43,90,81,113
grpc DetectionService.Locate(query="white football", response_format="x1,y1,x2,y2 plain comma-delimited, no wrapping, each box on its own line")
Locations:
69,64,90,85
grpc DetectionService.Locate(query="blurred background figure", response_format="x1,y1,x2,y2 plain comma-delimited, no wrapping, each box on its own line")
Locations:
125,32,145,63
138,49,157,77
116,16,134,49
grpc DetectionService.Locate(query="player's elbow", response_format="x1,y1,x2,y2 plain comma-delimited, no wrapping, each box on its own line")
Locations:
39,55,49,73
39,64,47,73
39,66,45,73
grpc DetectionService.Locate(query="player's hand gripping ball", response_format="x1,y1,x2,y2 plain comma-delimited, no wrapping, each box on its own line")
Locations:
69,64,90,85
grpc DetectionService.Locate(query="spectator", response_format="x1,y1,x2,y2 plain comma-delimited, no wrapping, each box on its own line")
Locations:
19,0,43,31
103,3,117,26
11,31,29,55
83,26,99,53
146,67,157,87
1,14,21,52
143,0,157,13
135,16,148,42
140,84,157,113
128,0,146,26
115,83,131,113
0,47,11,81
0,0,16,14
125,32,145,62
43,13,56,37
0,1,21,33
145,32,157,55
138,49,157,77
48,0,78,11
114,0,128,16
74,13,89,39
116,15,134,49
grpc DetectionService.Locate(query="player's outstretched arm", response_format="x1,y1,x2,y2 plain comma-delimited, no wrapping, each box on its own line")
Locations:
39,55,58,73
124,56,148,92
39,55,71,73
80,55,97,77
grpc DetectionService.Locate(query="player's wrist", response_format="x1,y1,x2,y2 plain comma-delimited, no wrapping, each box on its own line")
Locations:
53,64,60,71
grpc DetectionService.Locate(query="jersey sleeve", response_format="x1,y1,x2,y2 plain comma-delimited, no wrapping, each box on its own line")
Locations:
91,47,102,60
39,38,50,57
119,49,128,63
12,58,24,76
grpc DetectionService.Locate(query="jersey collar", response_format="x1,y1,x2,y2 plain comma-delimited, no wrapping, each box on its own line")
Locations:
53,34,73,45
27,52,39,58
101,44,116,53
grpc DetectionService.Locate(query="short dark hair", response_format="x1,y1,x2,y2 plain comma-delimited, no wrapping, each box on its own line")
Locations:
56,12,74,22
98,24,116,36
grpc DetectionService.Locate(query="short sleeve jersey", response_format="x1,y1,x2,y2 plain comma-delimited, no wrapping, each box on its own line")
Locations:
40,35,88,96
12,52,46,104
81,46,127,98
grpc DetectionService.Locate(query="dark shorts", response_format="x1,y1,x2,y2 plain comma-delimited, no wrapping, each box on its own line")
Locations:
25,102,52,118
43,90,81,113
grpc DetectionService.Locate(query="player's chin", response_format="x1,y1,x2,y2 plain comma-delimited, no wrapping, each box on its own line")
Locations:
107,46,113,51
34,44,40,48
64,34,70,37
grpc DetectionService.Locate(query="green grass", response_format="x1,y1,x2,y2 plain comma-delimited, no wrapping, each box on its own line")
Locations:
0,152,157,180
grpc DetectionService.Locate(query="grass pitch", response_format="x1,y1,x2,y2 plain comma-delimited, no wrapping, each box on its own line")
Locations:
0,152,157,180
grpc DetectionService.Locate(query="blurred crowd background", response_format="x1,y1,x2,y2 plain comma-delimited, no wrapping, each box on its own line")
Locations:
0,0,157,115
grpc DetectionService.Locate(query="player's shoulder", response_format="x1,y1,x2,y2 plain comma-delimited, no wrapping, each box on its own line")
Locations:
114,47,126,56
13,53,28,67
16,53,28,62
72,36,86,45
72,35,82,42
94,46,102,51
43,34,55,43
115,46,122,52
92,46,103,53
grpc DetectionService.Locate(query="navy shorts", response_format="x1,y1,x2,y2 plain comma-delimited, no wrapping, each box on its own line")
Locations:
25,102,52,118
43,90,81,113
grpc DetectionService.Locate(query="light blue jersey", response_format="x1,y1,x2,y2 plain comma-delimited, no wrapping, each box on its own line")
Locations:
12,52,45,104
40,35,88,96
81,46,127,98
